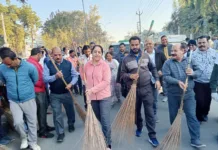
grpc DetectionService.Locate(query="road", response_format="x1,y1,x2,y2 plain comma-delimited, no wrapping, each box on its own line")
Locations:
6,94,218,150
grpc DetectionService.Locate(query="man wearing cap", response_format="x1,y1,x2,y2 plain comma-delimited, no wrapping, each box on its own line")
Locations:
185,40,197,57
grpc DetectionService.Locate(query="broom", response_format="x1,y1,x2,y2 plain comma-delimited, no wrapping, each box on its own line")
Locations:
111,20,155,143
155,51,193,150
45,49,86,122
82,67,107,150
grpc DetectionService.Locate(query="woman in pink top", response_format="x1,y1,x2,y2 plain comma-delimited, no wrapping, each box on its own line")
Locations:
82,45,112,150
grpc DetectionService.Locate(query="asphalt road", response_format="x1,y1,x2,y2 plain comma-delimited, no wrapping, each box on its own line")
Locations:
5,94,218,150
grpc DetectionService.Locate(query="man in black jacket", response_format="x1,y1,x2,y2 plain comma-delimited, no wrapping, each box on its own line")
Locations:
145,39,166,122
121,36,160,147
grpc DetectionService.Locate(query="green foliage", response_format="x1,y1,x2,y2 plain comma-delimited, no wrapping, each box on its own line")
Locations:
0,1,41,54
42,5,108,49
164,0,218,38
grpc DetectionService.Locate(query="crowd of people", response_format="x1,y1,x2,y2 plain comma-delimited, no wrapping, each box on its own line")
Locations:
0,35,217,150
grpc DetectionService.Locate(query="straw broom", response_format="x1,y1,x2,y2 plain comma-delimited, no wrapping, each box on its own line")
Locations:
82,67,107,150
45,50,86,122
155,51,193,150
111,20,155,144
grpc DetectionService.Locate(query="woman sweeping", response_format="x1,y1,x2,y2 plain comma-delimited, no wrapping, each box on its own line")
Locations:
105,52,119,106
81,45,112,150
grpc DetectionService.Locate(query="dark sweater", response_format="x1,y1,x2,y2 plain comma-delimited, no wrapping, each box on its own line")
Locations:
46,59,72,94
210,64,218,92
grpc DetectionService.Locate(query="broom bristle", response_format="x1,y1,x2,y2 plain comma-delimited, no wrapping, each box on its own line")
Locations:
112,84,137,144
82,103,107,150
74,102,86,122
69,90,86,122
155,110,183,150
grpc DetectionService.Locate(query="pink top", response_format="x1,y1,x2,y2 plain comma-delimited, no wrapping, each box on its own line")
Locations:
67,56,78,69
81,59,111,100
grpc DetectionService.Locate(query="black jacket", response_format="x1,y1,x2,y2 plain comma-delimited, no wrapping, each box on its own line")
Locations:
120,50,159,90
154,50,167,72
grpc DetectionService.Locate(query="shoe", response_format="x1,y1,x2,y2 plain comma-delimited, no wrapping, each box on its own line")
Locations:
162,97,168,102
38,132,54,138
20,138,28,149
191,141,206,148
57,133,65,143
202,115,208,122
148,138,159,147
46,126,55,132
69,124,75,133
30,144,41,150
107,145,111,150
135,129,143,137
155,115,160,123
2,136,15,142
0,138,11,145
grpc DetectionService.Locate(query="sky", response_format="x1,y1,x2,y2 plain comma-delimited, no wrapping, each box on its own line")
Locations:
5,0,174,41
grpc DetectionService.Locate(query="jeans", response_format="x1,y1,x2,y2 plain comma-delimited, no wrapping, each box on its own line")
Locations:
35,92,47,134
152,84,158,116
91,97,112,146
50,93,75,135
167,91,200,143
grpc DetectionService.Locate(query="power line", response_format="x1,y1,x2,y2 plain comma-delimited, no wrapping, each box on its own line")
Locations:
147,0,164,21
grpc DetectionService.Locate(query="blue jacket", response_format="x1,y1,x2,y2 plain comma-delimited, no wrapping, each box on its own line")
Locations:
0,60,38,103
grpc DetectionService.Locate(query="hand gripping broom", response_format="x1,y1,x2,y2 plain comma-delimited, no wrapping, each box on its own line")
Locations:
45,49,86,122
155,51,193,150
112,21,154,144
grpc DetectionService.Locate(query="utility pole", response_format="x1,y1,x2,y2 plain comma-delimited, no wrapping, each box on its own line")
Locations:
81,0,89,43
1,13,8,46
136,10,143,39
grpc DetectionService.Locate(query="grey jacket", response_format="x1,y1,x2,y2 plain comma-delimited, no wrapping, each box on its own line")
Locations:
163,57,201,96
120,50,159,90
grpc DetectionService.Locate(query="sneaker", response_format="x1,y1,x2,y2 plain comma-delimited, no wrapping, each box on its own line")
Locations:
191,141,206,148
20,138,28,149
30,144,41,150
162,97,168,102
135,129,143,137
0,138,11,145
148,138,159,147
46,126,55,132
2,136,15,142
57,133,65,143
202,115,208,122
68,124,75,133
38,132,54,138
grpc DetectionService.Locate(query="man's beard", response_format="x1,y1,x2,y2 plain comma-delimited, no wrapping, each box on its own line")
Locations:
131,48,139,54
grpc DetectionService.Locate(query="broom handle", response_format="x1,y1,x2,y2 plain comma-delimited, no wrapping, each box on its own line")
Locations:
46,53,77,104
179,50,193,110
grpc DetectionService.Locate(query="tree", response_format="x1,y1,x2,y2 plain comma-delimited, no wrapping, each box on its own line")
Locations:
19,5,41,48
42,5,108,49
164,1,218,38
0,1,41,55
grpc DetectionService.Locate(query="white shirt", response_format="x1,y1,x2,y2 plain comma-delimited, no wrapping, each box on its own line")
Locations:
146,49,156,65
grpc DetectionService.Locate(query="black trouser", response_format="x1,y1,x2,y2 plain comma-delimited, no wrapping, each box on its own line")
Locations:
78,75,83,95
135,84,156,138
194,82,212,121
83,85,87,109
35,92,47,134
0,108,5,139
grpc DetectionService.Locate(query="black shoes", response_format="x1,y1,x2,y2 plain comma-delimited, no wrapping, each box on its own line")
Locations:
68,124,75,133
46,126,55,132
57,133,65,143
38,132,54,138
